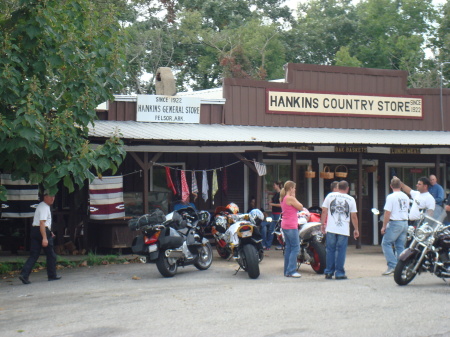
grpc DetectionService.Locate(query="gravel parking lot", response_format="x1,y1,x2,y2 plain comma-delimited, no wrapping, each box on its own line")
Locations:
1,246,449,337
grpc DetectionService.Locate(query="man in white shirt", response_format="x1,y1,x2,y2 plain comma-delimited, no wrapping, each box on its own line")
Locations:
396,176,435,221
19,190,61,284
381,177,410,275
321,181,359,280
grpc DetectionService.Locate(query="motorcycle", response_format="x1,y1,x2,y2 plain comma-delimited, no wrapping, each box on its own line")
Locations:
209,206,235,259
394,205,450,286
129,207,213,278
220,209,265,279
271,209,326,274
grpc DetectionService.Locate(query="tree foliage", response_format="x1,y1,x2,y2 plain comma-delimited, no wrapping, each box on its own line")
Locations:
115,0,448,92
0,0,127,199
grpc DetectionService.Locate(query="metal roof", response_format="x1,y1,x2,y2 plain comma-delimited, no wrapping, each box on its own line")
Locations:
88,121,450,147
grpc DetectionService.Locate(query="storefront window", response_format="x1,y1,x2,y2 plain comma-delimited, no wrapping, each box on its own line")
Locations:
264,163,308,212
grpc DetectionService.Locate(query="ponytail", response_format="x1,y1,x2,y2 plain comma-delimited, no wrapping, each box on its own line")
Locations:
280,188,286,202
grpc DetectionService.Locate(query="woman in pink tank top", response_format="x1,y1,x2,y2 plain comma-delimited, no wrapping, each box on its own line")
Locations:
280,181,304,278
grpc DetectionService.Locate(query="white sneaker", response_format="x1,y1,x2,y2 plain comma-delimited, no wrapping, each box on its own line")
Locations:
289,272,302,278
382,268,395,275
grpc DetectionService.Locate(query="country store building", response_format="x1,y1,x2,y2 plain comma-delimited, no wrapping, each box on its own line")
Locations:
2,63,450,252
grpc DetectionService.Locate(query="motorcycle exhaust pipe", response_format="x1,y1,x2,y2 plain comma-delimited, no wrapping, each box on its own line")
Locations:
165,249,183,258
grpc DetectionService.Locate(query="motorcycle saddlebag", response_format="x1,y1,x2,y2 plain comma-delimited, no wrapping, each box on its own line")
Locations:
131,235,146,254
158,226,184,250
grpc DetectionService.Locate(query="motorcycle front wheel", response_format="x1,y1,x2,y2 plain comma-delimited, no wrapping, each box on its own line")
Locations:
308,240,326,274
194,242,213,270
394,256,418,286
242,244,260,279
156,251,178,277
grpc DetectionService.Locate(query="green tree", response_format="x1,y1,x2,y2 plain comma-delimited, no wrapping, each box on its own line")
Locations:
0,0,127,199
352,0,436,71
334,46,362,67
285,0,357,65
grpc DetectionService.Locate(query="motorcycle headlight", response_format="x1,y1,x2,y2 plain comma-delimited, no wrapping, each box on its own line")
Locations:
415,225,433,242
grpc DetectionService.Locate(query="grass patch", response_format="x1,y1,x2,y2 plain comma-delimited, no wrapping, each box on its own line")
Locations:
57,256,77,268
0,253,129,277
85,252,127,266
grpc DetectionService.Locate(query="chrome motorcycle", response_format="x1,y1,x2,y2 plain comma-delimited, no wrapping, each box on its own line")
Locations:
129,207,213,278
394,205,450,286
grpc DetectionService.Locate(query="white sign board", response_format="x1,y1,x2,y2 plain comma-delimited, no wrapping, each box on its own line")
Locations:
136,95,201,123
266,90,423,119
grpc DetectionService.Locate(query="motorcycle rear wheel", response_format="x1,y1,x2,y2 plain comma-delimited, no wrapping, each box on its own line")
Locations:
194,242,213,270
308,240,326,274
242,244,260,279
156,251,178,277
394,256,418,286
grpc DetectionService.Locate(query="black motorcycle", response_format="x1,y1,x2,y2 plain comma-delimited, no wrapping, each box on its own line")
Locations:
394,205,450,286
129,207,213,278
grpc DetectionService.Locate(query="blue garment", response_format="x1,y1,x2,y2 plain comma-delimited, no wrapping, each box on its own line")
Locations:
283,228,300,276
324,232,348,277
381,220,408,269
260,213,279,248
428,183,444,206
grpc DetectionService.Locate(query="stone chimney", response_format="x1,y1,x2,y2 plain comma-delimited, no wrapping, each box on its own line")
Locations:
155,67,176,96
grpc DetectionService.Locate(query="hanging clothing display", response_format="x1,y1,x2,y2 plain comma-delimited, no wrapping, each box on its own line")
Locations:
89,176,125,220
0,174,39,218
173,169,181,196
165,167,177,195
202,170,209,202
254,161,267,176
212,170,218,203
181,170,190,203
191,171,199,201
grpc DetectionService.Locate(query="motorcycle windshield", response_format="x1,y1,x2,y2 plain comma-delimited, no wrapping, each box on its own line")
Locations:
418,205,446,231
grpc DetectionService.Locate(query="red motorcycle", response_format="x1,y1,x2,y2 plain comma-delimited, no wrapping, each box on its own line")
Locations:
271,209,326,274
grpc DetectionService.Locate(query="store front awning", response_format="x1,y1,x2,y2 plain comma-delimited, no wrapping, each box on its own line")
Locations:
89,121,450,148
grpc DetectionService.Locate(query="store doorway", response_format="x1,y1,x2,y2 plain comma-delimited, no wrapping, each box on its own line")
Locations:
321,164,374,245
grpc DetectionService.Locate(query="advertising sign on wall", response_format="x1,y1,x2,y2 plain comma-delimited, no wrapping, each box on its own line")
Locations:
266,89,423,119
136,95,201,123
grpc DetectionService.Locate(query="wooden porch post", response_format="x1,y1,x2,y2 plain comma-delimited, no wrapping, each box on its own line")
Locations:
357,153,362,249
290,152,297,182
256,151,263,209
129,152,162,214
435,154,441,182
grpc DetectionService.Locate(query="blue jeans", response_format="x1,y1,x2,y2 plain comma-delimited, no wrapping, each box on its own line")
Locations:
261,214,279,248
325,232,348,277
283,228,300,276
382,220,408,269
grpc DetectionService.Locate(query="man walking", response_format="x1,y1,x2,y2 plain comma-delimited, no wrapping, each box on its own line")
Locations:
428,174,444,206
381,177,410,275
321,180,359,280
19,190,61,284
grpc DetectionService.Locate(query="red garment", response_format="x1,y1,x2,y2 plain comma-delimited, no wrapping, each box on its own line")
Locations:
165,167,177,195
181,170,190,202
